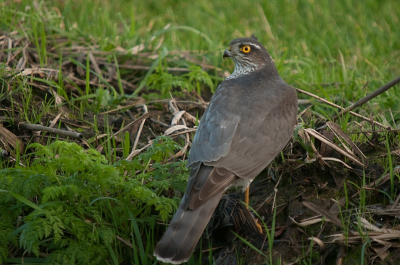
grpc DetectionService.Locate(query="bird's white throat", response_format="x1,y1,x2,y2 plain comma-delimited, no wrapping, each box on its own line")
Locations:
226,61,258,80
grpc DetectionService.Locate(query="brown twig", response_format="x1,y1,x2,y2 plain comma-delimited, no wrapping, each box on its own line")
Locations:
391,193,400,210
347,128,400,135
100,101,145,114
149,118,170,128
48,112,63,128
116,235,134,249
171,110,186,126
302,201,344,228
352,166,400,197
113,112,150,136
167,128,197,138
168,98,190,160
126,140,153,161
88,52,103,81
126,104,148,161
19,123,82,139
0,124,25,153
333,75,400,122
296,88,390,129
7,37,12,63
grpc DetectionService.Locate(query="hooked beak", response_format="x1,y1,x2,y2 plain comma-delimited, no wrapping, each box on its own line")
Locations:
223,46,232,59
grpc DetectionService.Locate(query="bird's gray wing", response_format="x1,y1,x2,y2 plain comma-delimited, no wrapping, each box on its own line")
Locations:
188,74,297,180
207,83,297,179
187,81,241,166
182,162,238,210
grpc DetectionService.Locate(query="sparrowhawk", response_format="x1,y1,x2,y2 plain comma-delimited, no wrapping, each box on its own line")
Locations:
154,36,298,264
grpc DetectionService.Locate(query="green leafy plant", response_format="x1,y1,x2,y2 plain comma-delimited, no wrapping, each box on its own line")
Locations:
144,61,214,100
0,138,188,264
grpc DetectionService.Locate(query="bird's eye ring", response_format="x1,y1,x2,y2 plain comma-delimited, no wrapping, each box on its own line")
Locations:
240,45,251,53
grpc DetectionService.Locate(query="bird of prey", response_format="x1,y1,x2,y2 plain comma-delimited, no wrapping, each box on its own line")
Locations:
154,36,298,264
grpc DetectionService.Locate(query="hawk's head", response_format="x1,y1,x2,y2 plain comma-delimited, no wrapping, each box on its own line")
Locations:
223,36,276,79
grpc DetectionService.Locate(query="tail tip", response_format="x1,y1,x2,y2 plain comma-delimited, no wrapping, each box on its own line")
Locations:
153,251,189,265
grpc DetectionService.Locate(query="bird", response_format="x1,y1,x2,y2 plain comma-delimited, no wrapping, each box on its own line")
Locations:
154,35,298,264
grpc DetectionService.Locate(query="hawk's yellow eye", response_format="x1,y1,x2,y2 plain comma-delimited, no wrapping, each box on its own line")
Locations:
240,45,251,53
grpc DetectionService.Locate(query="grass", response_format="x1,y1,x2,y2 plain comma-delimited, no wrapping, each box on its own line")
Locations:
3,0,400,97
1,0,400,264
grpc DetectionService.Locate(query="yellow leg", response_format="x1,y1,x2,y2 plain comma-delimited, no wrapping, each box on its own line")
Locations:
245,187,249,209
245,187,263,234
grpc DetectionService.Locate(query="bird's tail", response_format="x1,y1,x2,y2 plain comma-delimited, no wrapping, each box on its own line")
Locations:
154,191,224,264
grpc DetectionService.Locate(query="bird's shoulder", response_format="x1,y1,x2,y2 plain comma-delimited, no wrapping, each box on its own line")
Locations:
188,70,296,166
208,71,293,118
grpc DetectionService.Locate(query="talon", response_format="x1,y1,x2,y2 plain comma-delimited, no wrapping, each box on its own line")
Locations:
255,218,263,234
